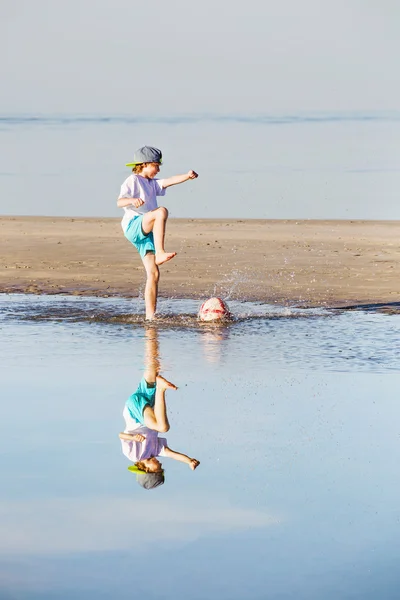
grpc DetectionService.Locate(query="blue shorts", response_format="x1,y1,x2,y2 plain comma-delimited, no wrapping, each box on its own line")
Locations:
125,377,156,425
124,215,155,259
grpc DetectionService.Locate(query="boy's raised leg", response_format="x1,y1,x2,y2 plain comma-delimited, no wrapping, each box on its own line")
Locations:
142,253,159,320
142,207,176,266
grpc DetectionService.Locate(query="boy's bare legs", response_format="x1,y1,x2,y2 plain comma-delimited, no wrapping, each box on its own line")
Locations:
142,207,176,266
143,375,178,433
142,253,159,320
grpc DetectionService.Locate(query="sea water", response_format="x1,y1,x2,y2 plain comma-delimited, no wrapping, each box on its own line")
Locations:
1,112,400,220
1,294,400,599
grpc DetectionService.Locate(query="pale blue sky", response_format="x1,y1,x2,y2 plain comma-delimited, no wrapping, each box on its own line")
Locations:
2,0,400,115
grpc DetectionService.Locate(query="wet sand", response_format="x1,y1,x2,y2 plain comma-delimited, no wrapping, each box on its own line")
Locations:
1,216,399,307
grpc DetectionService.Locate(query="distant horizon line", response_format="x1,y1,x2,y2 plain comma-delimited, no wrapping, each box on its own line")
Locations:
1,110,400,126
1,215,399,224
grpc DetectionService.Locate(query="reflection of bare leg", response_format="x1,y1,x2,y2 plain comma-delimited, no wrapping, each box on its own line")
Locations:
152,376,178,433
144,327,160,383
143,375,177,432
142,253,159,320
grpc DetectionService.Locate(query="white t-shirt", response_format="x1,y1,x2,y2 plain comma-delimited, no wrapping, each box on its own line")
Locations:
119,174,166,232
121,425,168,462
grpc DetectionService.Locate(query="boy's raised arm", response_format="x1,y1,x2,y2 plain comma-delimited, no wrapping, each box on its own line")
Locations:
162,170,198,189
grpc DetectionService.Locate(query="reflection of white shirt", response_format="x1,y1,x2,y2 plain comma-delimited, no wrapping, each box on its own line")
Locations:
119,174,166,232
121,425,167,462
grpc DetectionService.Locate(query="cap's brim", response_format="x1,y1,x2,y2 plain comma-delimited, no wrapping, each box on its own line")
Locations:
125,160,162,168
128,465,164,474
128,465,145,474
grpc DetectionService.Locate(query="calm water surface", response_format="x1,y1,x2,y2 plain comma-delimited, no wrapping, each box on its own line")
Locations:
1,112,400,220
1,294,400,599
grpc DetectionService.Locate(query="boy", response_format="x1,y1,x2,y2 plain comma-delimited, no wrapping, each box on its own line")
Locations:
119,327,200,490
117,146,198,320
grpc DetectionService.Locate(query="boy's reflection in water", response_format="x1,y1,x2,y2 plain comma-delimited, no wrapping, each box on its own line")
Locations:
119,326,200,490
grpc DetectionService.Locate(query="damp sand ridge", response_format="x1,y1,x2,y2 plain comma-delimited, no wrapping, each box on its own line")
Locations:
1,217,399,307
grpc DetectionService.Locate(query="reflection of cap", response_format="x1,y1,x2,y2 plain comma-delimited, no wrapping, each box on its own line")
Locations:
137,471,165,490
126,146,163,167
128,465,165,490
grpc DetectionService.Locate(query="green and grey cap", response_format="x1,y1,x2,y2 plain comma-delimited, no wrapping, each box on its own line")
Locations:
126,146,163,167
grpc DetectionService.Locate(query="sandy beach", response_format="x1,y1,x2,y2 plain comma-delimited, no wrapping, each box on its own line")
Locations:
1,216,399,307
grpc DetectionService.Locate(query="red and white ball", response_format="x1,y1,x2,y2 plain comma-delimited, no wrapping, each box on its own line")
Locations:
198,297,231,322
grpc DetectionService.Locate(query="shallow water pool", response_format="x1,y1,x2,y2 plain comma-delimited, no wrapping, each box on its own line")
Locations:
1,294,400,599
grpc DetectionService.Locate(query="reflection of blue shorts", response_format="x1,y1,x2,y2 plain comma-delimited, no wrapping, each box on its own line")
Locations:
124,215,155,259
125,377,156,425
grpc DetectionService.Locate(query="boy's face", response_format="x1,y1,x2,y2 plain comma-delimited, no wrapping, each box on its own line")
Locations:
143,457,163,472
141,162,161,179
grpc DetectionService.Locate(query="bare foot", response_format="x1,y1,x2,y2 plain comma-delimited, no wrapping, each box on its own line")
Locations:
156,375,178,391
155,252,177,266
